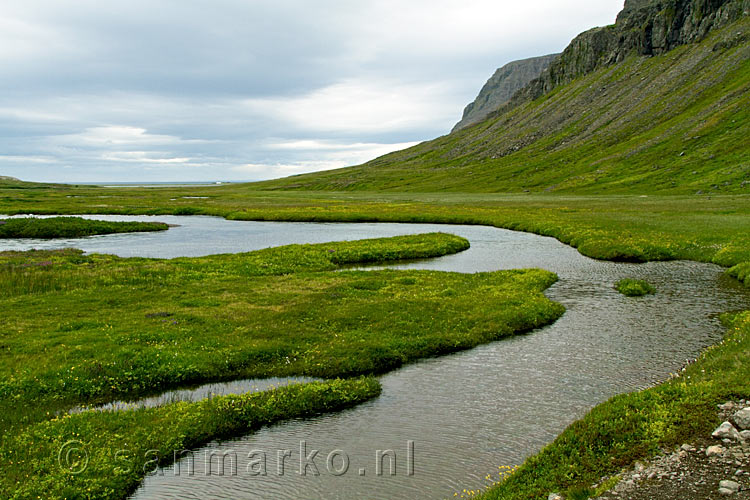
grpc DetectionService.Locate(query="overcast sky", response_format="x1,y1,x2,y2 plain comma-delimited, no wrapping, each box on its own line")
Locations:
0,1,625,183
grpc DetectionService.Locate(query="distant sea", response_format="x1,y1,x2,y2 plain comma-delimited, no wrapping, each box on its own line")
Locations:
73,181,241,188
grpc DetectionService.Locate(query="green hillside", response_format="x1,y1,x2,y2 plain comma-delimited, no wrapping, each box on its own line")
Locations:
254,16,749,194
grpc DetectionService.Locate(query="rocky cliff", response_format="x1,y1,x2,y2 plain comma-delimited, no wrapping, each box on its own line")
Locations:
452,54,559,132
514,0,749,103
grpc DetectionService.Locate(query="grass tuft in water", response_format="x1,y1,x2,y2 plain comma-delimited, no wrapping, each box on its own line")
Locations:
615,278,656,297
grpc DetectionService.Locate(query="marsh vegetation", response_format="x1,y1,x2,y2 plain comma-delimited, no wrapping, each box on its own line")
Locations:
0,216,167,239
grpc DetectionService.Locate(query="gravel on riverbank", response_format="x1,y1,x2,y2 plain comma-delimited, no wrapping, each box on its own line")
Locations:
591,400,750,500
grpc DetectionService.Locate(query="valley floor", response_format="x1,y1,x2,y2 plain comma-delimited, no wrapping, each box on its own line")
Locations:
1,184,749,499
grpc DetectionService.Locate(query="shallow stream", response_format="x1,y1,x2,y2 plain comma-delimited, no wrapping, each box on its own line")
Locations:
3,215,748,499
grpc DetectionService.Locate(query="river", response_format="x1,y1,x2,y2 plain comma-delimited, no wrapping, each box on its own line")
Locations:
2,215,748,499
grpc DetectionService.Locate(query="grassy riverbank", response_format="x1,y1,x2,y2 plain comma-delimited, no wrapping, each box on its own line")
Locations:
1,378,380,500
2,183,748,265
0,216,168,239
0,232,564,499
475,310,750,499
2,183,749,499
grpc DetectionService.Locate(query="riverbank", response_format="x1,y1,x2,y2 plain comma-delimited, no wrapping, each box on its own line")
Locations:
473,310,750,499
1,187,747,265
3,378,381,500
0,232,566,499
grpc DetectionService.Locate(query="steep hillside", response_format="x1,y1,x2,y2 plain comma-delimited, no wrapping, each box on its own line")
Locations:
452,54,559,132
254,1,749,194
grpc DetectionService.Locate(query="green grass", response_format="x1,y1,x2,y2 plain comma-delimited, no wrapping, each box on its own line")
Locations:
1,377,380,500
0,232,564,499
615,278,656,297
0,216,168,239
728,262,750,287
2,186,749,499
0,10,748,500
0,237,559,409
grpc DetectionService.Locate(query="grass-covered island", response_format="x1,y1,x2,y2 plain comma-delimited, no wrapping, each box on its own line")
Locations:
615,279,657,297
0,216,168,239
0,233,565,499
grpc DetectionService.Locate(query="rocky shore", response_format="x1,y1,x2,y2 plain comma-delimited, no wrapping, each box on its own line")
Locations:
550,401,750,500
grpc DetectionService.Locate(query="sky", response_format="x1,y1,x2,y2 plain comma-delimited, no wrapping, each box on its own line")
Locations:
0,1,625,183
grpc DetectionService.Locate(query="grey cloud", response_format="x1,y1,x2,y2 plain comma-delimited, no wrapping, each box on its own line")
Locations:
0,0,625,182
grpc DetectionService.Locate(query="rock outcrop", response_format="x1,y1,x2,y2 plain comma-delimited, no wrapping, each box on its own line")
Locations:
452,54,559,132
512,0,749,104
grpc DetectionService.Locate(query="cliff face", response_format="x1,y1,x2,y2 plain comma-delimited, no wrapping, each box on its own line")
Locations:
452,54,559,133
515,0,749,102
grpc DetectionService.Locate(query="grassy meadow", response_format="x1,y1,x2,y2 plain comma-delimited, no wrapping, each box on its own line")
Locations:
2,180,749,498
3,182,748,265
3,378,381,499
1,7,748,500
0,231,565,499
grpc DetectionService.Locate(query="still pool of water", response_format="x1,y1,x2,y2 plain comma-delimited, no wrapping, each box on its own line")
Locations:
2,215,749,499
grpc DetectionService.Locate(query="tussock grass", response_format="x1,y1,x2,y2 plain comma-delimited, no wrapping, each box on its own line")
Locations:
615,278,656,297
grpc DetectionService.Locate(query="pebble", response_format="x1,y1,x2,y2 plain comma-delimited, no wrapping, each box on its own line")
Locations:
734,408,750,430
713,422,742,441
707,445,727,457
719,479,740,492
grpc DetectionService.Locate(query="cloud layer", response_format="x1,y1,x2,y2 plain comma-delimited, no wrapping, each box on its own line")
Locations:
0,1,625,182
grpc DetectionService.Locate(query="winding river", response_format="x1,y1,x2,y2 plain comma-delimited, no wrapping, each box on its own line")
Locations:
3,215,749,499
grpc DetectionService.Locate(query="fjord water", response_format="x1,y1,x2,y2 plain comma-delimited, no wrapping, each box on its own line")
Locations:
3,216,748,499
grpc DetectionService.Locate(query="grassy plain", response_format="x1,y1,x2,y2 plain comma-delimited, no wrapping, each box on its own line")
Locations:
2,182,748,499
2,182,748,265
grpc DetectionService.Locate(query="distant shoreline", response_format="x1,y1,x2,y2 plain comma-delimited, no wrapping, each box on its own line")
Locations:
75,181,241,188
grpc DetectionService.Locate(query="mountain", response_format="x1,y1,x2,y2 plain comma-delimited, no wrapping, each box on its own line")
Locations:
452,54,559,132
253,0,750,194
